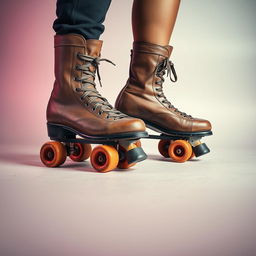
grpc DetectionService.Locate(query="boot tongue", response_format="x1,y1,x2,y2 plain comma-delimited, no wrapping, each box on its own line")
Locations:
86,39,103,57
164,45,173,58
85,39,103,74
83,39,110,107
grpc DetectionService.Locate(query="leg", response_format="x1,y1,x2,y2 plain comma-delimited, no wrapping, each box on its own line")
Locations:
132,0,181,45
115,0,212,160
53,0,112,39
48,0,145,136
43,1,148,171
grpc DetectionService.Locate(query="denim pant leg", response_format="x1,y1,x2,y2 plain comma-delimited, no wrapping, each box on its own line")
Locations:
53,0,112,39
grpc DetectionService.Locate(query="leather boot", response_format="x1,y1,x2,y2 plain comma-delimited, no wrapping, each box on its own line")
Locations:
47,34,146,138
115,41,212,134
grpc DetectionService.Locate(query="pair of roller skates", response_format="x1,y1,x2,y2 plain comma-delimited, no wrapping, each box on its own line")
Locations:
40,122,212,172
40,34,212,172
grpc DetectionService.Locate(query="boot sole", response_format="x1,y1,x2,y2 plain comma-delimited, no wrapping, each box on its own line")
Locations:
47,122,148,143
144,120,213,137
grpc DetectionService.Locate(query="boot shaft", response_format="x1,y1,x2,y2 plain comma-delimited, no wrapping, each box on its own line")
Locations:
53,34,103,96
115,41,174,111
47,34,104,122
129,42,173,89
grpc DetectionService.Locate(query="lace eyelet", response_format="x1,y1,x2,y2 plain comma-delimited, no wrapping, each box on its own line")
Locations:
92,108,96,111
80,97,83,100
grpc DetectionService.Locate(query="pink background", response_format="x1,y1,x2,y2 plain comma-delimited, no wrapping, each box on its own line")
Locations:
0,0,55,146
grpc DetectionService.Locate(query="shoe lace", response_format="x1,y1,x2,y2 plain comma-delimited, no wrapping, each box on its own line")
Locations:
155,58,192,118
74,53,127,120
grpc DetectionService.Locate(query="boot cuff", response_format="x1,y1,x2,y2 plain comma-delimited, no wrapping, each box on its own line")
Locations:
54,33,87,47
133,41,173,58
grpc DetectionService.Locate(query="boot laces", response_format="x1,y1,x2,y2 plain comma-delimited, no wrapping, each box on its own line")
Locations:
155,58,192,118
74,53,127,120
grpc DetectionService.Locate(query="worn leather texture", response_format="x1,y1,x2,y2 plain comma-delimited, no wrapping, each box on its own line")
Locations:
47,34,146,136
115,41,212,133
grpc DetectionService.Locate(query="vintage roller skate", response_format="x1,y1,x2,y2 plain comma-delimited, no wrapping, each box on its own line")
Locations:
115,41,212,163
40,34,147,172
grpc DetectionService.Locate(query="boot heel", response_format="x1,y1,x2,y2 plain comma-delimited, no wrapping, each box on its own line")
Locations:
47,123,76,140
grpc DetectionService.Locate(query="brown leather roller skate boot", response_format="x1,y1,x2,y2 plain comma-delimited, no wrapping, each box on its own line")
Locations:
115,41,212,163
40,34,148,172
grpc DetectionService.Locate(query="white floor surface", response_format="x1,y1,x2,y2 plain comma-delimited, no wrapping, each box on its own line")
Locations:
0,142,255,256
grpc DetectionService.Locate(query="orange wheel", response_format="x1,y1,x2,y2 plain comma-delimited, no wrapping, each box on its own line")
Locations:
189,151,195,160
158,139,171,158
168,140,192,163
134,140,142,148
69,143,92,162
40,141,67,167
90,145,119,172
117,143,137,169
